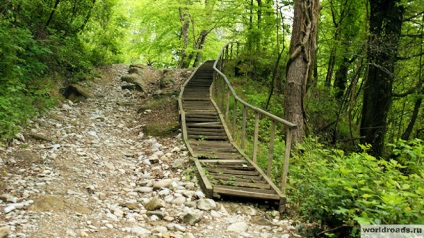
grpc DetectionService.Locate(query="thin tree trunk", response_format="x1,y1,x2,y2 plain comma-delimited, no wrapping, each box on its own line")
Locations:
45,0,60,28
178,8,190,68
80,0,96,32
401,95,422,140
193,30,209,67
265,47,285,111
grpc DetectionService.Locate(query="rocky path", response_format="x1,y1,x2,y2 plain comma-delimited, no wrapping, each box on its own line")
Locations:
0,65,299,238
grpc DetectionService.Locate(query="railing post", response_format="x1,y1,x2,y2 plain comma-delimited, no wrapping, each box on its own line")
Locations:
232,100,237,139
225,91,230,120
253,112,259,163
281,127,293,195
267,121,276,177
241,105,247,149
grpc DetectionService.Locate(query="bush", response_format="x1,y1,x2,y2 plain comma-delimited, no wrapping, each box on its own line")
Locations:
288,138,424,237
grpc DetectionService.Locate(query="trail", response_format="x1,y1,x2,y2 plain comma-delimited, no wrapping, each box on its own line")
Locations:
0,65,298,238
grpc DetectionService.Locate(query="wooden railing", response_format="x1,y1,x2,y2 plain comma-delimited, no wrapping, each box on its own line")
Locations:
211,43,297,194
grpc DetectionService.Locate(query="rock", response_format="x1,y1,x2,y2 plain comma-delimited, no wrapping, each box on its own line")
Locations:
145,197,164,211
28,196,65,212
74,205,91,214
124,226,151,235
251,217,273,226
60,84,94,102
152,226,168,234
153,179,174,190
146,211,164,219
194,190,205,199
167,223,186,232
227,222,248,233
171,158,186,169
135,187,154,193
182,209,203,225
197,199,217,211
171,196,186,205
143,123,179,136
185,233,196,238
28,133,54,142
210,210,221,218
121,74,148,92
0,226,10,238
122,202,140,210
4,200,34,213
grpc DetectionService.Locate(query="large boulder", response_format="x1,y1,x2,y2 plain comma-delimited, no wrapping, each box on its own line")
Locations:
121,73,149,93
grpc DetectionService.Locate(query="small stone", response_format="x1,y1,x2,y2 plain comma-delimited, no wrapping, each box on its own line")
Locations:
194,190,205,199
211,210,221,218
167,223,186,232
97,193,106,200
124,226,151,235
251,217,273,226
182,209,203,225
185,233,196,238
0,226,11,238
135,187,153,193
146,211,164,219
153,179,174,189
152,226,168,234
145,197,163,211
171,196,186,205
197,199,217,211
65,229,77,237
227,222,248,233
123,202,140,210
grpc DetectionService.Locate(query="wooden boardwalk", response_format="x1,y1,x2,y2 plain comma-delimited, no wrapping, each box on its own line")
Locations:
178,61,285,210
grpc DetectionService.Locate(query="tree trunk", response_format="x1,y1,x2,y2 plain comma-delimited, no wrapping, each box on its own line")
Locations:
360,0,404,157
334,56,349,99
193,30,209,67
80,0,96,32
45,0,61,28
178,8,190,68
401,95,422,140
284,0,321,142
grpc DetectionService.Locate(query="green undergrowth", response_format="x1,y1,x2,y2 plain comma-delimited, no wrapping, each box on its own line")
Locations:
287,138,424,237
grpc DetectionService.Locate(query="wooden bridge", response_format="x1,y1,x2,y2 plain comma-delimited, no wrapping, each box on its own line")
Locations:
178,44,296,211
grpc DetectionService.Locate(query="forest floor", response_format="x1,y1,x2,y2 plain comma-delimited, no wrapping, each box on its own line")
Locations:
0,64,302,238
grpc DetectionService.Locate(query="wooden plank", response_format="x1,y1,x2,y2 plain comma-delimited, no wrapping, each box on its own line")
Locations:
198,159,246,164
187,130,227,135
189,140,234,147
207,173,263,183
213,186,280,200
193,158,213,198
188,135,228,140
208,172,261,181
204,168,259,176
213,180,271,190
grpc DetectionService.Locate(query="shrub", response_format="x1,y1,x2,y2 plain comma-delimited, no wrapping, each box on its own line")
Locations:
288,138,424,237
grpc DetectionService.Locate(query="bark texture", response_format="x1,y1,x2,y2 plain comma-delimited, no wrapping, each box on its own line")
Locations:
284,0,321,142
360,0,403,157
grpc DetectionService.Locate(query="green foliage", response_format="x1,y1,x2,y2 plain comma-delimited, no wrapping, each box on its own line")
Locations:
387,139,423,175
0,0,125,141
288,138,424,237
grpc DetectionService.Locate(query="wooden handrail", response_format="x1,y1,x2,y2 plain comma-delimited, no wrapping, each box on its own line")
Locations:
211,42,297,194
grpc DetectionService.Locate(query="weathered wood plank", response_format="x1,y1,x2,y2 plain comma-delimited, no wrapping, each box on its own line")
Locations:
213,186,280,200
207,173,263,183
213,180,271,190
204,168,259,176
